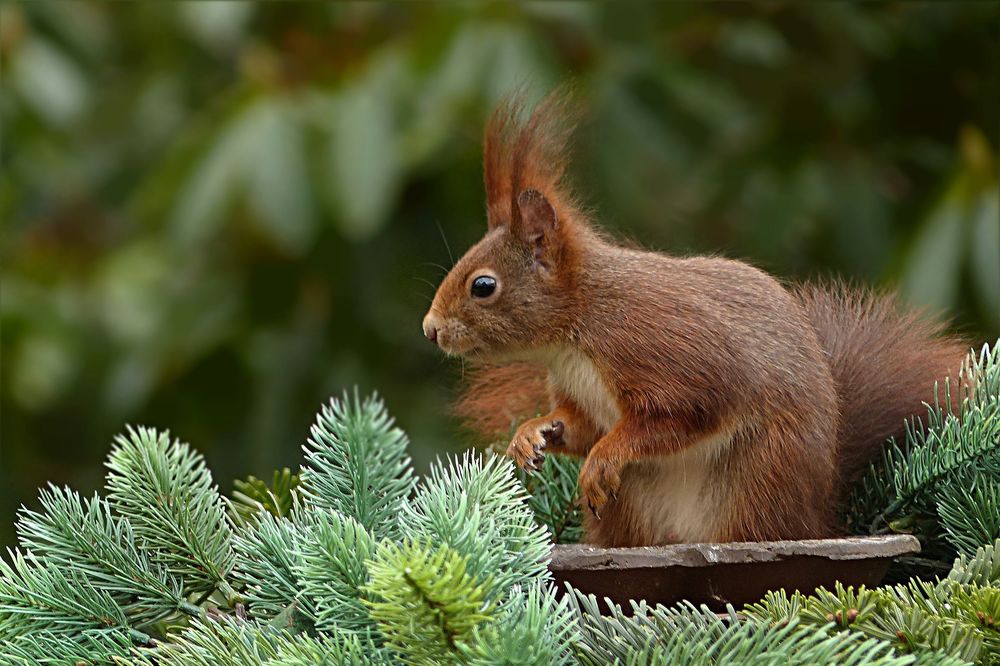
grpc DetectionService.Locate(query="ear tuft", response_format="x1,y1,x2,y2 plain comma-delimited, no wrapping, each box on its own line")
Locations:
516,189,556,241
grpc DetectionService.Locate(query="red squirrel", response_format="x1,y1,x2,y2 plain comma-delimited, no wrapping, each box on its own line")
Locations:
421,90,969,547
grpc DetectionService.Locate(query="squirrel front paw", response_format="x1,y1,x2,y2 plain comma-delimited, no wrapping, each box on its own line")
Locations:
579,455,622,518
506,418,565,473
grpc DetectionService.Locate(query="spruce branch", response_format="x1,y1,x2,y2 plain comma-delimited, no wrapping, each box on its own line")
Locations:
363,539,496,665
949,540,1000,586
133,615,389,665
849,340,1000,560
938,479,1000,555
516,454,583,544
866,599,983,661
399,452,551,599
458,583,579,666
231,468,300,525
568,588,933,666
15,485,201,626
295,509,376,635
0,549,150,646
0,628,136,665
105,426,238,604
232,511,317,625
299,391,416,541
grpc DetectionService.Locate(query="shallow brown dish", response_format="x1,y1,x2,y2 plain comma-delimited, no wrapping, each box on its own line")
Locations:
549,535,920,611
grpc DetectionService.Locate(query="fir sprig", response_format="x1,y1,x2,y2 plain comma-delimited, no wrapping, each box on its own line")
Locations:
1,628,135,666
399,452,552,599
15,485,201,626
3,376,999,664
232,511,316,625
849,341,1000,562
105,426,238,603
517,454,584,544
363,539,497,665
299,391,416,541
296,509,376,635
568,590,945,666
133,615,389,666
0,549,151,645
459,583,579,666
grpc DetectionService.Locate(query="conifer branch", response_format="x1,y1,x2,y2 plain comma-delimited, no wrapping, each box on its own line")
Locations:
105,426,238,605
15,485,202,625
299,391,416,541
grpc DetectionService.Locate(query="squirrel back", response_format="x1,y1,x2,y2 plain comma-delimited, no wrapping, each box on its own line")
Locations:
457,284,969,497
426,89,970,544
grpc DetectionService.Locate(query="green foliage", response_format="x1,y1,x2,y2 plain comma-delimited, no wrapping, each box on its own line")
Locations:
299,392,416,541
0,549,138,642
743,545,1000,664
231,469,300,524
132,616,386,666
3,368,999,664
458,583,579,666
105,426,237,601
364,539,496,664
517,453,584,544
939,482,1000,557
400,452,552,597
297,509,376,635
950,542,1000,587
232,512,316,625
0,391,575,664
847,341,1000,565
568,590,942,666
15,485,199,626
1,629,135,666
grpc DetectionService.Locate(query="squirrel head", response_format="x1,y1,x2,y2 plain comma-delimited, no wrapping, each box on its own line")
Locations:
422,89,586,359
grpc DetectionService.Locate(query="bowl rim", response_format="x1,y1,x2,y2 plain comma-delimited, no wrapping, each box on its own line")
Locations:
548,535,921,570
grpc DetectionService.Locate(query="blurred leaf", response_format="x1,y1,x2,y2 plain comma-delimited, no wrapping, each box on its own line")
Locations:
971,190,999,328
95,241,171,345
169,104,250,249
327,55,405,241
403,22,489,164
10,333,76,411
171,98,316,253
486,24,556,101
717,20,791,67
179,0,252,52
245,100,316,254
900,188,965,314
10,37,88,127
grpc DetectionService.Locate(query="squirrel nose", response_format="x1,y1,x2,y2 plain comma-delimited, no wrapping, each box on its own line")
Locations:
422,314,440,345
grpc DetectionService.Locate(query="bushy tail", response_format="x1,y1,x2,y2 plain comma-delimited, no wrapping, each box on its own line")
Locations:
794,283,970,483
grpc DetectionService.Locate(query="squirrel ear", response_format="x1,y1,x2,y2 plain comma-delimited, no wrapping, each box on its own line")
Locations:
516,189,559,269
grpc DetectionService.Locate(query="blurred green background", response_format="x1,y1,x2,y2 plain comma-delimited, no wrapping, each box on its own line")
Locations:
1,1,998,546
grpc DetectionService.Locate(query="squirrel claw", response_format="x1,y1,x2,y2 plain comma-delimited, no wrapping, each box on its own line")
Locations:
543,420,565,446
579,454,621,521
587,500,601,520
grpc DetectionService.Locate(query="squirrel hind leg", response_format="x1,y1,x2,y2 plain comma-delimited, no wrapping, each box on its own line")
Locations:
581,468,681,547
582,497,655,547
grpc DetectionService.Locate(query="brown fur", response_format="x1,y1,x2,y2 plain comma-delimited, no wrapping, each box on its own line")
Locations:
423,90,971,546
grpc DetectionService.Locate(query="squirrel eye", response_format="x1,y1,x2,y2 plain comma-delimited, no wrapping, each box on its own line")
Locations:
470,275,497,299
